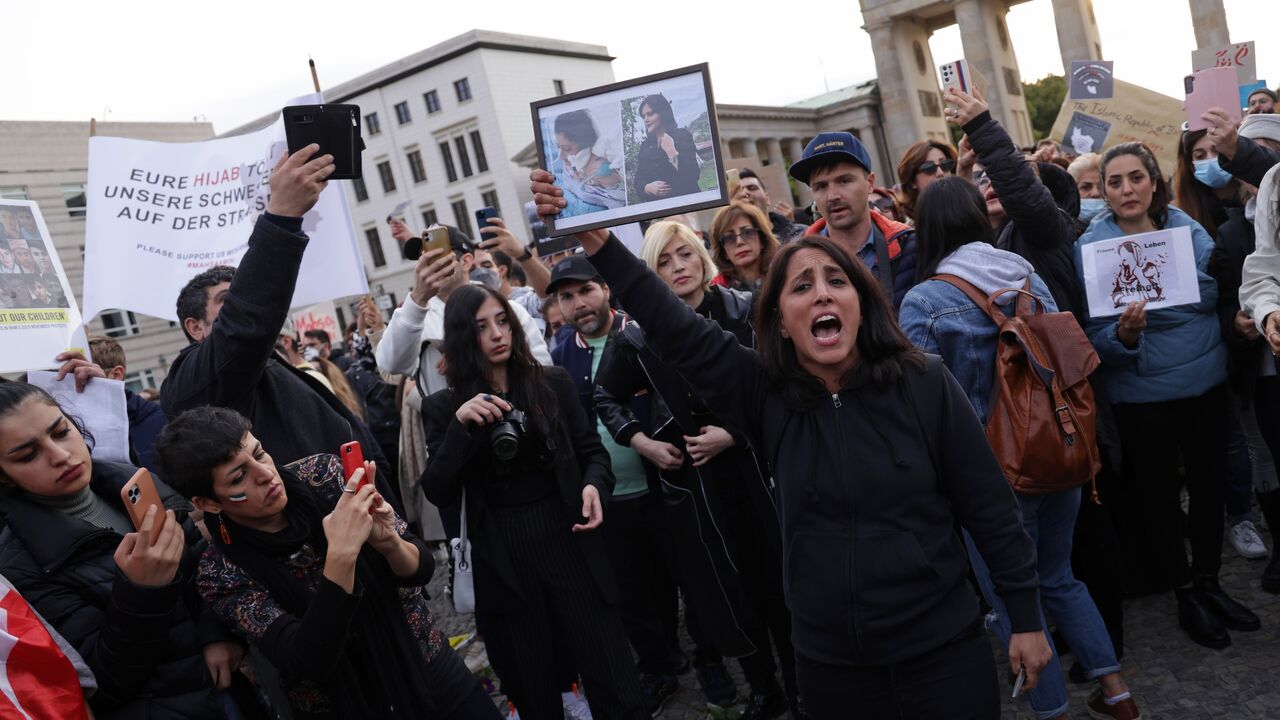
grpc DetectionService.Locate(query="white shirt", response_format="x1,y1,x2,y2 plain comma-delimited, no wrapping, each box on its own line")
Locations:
375,284,552,397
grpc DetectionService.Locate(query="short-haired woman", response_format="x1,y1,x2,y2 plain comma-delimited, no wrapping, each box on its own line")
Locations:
1068,152,1106,225
708,201,780,294
154,405,498,719
1074,141,1260,648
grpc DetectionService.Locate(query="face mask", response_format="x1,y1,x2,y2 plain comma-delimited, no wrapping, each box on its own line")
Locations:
568,146,592,173
1193,157,1233,189
302,346,321,362
1079,198,1107,224
470,268,501,290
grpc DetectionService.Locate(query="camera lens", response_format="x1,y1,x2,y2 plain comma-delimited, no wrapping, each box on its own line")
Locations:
492,425,520,461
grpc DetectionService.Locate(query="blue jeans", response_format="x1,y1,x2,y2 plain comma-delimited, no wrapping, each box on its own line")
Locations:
965,490,1121,720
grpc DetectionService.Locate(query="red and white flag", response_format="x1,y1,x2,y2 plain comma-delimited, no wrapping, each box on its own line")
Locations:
0,582,91,720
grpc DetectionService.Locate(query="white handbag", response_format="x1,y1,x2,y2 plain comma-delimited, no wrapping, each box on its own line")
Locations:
449,489,475,614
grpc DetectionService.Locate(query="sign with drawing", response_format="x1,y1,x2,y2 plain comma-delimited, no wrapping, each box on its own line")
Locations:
1079,226,1201,319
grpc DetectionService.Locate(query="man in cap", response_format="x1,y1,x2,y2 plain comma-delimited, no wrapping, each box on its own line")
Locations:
789,132,919,309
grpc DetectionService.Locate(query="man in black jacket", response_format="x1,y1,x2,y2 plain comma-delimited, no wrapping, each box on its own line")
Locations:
159,145,388,475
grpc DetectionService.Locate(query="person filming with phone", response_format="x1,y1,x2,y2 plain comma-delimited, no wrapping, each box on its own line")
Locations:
153,406,499,720
421,283,647,719
0,381,239,719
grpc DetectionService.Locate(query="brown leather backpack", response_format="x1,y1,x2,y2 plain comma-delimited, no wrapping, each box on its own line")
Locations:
933,275,1101,499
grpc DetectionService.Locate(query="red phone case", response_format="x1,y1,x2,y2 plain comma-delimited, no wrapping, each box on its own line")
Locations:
340,441,367,490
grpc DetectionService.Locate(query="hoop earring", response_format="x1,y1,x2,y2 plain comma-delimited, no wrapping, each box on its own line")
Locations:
219,522,232,545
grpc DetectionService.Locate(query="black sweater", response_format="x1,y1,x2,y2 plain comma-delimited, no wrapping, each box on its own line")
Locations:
587,235,1040,666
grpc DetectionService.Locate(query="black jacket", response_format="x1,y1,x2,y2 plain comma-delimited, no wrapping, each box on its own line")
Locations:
769,211,807,244
160,216,388,474
1221,135,1280,188
594,286,780,657
587,235,1040,666
125,390,166,473
0,462,222,720
966,111,1084,318
420,367,618,615
1212,206,1268,400
634,127,701,201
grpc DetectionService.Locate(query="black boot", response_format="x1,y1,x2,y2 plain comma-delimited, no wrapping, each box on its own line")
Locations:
1192,576,1261,631
1258,489,1280,594
1175,586,1230,648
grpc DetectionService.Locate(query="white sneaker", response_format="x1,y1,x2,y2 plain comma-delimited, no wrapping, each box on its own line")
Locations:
562,685,594,720
1230,520,1269,559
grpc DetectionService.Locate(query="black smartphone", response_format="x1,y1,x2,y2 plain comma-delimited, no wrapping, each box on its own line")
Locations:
475,207,498,242
282,104,365,180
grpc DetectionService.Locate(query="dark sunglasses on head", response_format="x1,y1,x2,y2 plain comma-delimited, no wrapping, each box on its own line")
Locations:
919,159,957,175
719,227,760,246
870,197,896,212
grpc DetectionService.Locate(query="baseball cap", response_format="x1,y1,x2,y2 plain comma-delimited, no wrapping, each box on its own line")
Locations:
789,132,874,184
546,254,602,295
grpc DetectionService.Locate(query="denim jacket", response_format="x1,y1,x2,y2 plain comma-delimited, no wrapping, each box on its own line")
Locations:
899,242,1057,423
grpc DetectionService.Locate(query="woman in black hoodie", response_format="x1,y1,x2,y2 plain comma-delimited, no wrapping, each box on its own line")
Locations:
531,170,1050,719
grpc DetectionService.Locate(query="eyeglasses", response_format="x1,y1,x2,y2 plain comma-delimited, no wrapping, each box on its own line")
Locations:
919,159,957,176
718,227,760,247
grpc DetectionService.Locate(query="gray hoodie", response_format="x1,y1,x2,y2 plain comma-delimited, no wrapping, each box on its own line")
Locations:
933,241,1041,306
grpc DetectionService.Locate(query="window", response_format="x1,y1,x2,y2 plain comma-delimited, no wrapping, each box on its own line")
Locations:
376,160,396,193
101,309,140,338
124,369,158,394
918,90,942,118
0,186,28,200
454,137,473,178
553,79,565,96
406,150,427,183
421,207,438,228
480,189,501,217
364,227,387,268
469,130,489,173
352,176,369,202
394,101,412,125
1003,67,1023,96
424,90,441,114
62,183,87,218
454,78,472,102
364,112,381,135
451,198,471,235
439,142,458,183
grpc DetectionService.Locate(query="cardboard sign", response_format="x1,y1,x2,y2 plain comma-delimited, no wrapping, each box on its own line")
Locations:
1050,78,1184,175
1192,41,1257,85
290,300,342,341
1069,61,1115,100
1080,226,1201,319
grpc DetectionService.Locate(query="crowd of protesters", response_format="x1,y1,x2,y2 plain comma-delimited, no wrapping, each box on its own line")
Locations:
0,60,1278,720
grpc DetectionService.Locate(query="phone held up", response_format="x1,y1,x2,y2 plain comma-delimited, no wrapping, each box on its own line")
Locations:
475,206,499,243
402,225,452,262
940,59,973,95
282,104,366,180
340,441,370,491
120,468,167,544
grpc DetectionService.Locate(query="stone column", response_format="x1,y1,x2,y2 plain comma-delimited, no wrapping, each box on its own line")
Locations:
955,0,1035,147
1051,0,1104,67
784,138,811,206
761,137,785,168
862,18,950,178
1189,0,1230,48
728,138,756,159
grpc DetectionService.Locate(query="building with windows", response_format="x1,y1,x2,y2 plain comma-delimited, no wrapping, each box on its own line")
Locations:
0,120,214,390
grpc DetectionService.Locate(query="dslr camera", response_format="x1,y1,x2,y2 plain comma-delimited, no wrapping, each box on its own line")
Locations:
490,406,529,461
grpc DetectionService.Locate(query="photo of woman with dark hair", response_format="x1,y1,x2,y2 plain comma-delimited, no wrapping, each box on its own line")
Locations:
632,94,701,202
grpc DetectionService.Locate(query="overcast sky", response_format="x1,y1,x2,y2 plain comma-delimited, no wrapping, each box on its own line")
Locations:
2,0,1276,134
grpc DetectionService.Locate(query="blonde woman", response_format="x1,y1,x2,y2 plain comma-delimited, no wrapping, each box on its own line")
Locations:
709,202,781,294
596,221,798,715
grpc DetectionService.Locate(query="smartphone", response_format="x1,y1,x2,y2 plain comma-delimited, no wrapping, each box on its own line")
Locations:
403,225,452,261
940,59,973,94
726,168,741,190
1011,666,1027,699
282,104,365,180
119,468,167,544
474,207,498,240
340,441,368,490
1185,67,1241,131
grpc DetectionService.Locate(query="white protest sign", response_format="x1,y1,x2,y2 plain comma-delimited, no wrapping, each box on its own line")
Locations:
1080,226,1201,319
1192,41,1257,85
0,200,89,373
83,93,367,323
291,300,342,340
28,370,131,464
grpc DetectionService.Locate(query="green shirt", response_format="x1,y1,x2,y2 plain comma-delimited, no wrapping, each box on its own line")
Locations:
586,334,649,497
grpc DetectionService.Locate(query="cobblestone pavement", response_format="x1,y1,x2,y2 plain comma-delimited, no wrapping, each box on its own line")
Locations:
427,523,1280,719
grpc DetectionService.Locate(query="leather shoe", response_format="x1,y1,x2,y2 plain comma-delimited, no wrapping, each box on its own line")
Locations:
1175,587,1230,649
1193,576,1261,631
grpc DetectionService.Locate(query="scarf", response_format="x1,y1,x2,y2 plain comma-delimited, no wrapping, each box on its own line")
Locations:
207,467,435,718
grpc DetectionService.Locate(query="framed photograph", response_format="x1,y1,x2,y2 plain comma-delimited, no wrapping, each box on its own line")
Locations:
531,63,728,237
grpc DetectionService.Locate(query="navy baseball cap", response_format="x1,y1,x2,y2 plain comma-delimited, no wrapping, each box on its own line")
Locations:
789,132,874,184
546,254,602,295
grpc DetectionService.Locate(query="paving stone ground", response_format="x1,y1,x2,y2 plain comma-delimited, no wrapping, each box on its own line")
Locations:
427,521,1280,719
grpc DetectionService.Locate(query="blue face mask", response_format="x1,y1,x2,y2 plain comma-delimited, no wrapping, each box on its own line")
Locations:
1079,198,1107,224
1193,157,1233,189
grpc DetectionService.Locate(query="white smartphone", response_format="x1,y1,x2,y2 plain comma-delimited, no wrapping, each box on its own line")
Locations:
940,59,973,95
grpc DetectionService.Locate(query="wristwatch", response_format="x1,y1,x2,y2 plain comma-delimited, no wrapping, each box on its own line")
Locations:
516,247,533,262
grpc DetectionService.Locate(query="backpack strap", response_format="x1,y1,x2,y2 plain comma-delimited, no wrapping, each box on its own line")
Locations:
931,274,1007,326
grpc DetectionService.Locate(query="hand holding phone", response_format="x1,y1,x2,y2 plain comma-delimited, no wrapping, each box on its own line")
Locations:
475,207,498,237
1011,666,1027,699
1185,67,1241,131
282,104,365,180
120,469,167,545
340,441,369,491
